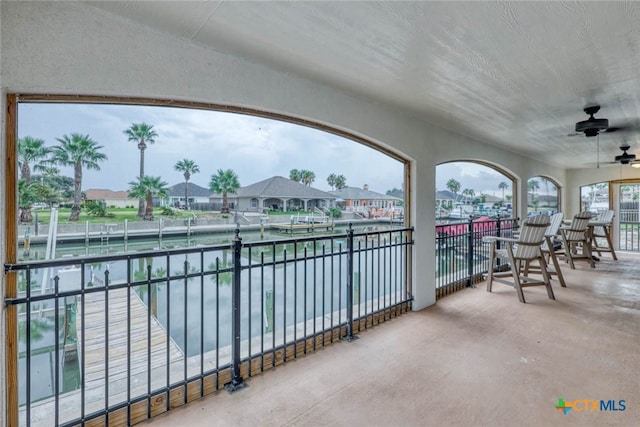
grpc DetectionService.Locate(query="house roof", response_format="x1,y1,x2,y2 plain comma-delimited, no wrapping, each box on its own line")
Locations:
436,190,474,203
85,189,132,200
236,176,335,199
330,187,401,201
168,182,212,198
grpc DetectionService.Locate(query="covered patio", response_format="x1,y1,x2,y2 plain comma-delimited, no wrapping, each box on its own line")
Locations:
148,252,639,426
4,2,640,426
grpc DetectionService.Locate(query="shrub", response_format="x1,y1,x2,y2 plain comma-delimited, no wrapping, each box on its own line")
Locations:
328,207,342,219
85,201,115,218
159,206,175,216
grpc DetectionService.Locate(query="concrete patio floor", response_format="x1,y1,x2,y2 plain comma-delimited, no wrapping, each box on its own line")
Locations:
145,251,640,427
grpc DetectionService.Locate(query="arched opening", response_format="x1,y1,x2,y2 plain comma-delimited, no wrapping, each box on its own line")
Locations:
527,176,561,216
9,95,413,424
436,161,516,221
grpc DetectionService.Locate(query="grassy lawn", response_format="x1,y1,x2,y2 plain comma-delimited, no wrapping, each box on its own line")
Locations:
30,207,198,224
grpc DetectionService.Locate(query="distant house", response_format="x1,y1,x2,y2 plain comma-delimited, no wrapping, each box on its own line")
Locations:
215,176,336,212
85,189,136,208
436,190,457,209
330,184,402,218
166,182,212,208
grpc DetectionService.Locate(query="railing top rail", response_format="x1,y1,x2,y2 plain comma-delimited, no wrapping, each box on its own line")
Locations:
6,226,414,272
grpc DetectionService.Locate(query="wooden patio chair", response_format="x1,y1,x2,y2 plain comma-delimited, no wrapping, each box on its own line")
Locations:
525,212,566,287
591,209,617,260
485,215,554,303
558,211,595,269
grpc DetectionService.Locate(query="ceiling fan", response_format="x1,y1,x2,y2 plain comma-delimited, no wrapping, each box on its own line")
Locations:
614,143,640,167
568,105,628,137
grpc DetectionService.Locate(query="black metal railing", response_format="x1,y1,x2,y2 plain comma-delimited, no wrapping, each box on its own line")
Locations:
619,209,640,251
5,225,413,426
435,217,518,297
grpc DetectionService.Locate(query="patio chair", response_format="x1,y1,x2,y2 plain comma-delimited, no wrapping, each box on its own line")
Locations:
525,212,566,287
591,209,617,260
485,215,554,303
558,211,595,269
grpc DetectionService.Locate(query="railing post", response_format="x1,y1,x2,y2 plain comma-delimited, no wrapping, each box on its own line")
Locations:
225,228,247,393
343,224,358,341
466,217,476,288
495,217,502,268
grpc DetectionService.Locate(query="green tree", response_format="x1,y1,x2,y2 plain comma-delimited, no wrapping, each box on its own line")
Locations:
52,134,107,221
18,136,52,222
334,174,347,190
462,188,475,203
498,181,508,204
124,123,158,217
174,159,200,210
289,169,302,182
327,173,337,190
446,178,461,201
210,169,240,214
19,136,51,184
18,180,38,223
301,169,316,186
128,176,169,221
528,179,540,205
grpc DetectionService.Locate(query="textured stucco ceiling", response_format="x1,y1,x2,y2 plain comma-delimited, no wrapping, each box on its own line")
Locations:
87,1,640,169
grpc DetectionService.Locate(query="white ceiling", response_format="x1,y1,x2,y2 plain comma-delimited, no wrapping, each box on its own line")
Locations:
87,1,640,170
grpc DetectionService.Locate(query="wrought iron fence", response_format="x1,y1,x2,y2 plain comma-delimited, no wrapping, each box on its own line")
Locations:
435,217,518,298
5,225,413,426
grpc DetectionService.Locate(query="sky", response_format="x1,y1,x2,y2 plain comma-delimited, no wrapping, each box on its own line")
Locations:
18,103,404,194
18,102,518,197
436,163,513,197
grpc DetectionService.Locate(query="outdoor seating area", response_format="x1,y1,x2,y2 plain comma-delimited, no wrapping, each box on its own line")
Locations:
483,209,623,303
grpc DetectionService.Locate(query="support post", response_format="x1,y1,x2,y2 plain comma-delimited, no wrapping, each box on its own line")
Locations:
225,229,248,393
343,224,358,341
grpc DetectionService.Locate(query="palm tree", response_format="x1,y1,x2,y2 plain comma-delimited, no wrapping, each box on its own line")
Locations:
335,174,347,190
446,178,461,201
18,180,37,223
289,169,302,182
19,136,51,184
210,169,240,214
498,181,508,204
301,169,316,186
18,137,51,222
128,176,169,221
52,134,107,221
327,173,337,190
462,188,475,204
124,123,158,217
174,159,200,210
528,179,540,206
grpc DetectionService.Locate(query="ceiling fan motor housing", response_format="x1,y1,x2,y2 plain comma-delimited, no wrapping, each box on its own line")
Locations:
575,118,609,135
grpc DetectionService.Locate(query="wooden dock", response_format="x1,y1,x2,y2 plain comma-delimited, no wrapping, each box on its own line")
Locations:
25,287,185,427
273,222,335,234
